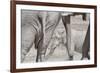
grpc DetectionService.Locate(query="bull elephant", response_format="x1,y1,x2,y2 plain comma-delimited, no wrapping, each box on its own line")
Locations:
21,10,61,62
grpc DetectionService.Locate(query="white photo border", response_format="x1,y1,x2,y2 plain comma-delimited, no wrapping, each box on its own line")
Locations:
16,4,95,69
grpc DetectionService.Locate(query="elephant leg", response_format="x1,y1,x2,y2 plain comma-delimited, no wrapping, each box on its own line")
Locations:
81,25,90,60
62,15,74,60
66,24,74,60
21,24,36,63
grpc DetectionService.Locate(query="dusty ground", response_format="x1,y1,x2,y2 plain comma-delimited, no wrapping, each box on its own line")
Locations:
23,43,82,63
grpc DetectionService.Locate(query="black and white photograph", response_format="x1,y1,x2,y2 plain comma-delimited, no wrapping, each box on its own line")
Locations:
21,10,90,63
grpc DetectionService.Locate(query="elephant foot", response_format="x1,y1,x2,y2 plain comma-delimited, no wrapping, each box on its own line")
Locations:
81,58,88,60
81,55,90,60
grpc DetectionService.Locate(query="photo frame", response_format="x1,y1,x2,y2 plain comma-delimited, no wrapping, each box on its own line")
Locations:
10,0,97,73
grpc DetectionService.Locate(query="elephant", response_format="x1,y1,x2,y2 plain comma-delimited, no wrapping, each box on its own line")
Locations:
21,10,61,62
